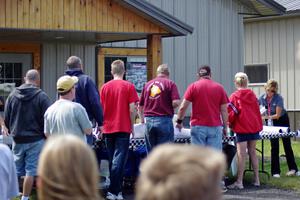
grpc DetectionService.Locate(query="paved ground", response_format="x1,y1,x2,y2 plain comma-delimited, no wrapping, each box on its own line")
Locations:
118,184,300,200
223,184,300,200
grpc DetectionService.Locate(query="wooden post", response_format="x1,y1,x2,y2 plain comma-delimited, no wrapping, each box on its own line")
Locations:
147,35,162,81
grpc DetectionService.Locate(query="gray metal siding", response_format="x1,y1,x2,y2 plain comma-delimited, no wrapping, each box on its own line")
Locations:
41,43,96,102
245,17,300,110
104,0,245,98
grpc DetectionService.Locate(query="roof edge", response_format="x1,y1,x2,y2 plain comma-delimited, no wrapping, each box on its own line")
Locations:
244,11,300,22
117,0,194,36
257,0,286,14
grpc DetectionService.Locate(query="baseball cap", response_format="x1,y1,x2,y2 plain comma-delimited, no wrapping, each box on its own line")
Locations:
57,75,78,93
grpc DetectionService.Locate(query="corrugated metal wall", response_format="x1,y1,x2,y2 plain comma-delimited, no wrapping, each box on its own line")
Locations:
244,17,300,110
103,0,245,97
42,43,96,102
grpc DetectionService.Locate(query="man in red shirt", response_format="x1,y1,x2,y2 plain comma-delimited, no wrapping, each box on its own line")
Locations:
139,64,180,152
176,65,228,150
100,60,139,200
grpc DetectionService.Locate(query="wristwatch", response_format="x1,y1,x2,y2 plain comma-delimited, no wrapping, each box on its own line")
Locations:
176,119,183,124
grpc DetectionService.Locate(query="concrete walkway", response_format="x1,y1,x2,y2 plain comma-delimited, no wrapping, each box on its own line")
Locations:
120,185,300,200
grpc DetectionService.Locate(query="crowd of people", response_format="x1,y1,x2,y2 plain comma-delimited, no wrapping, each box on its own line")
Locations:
0,56,299,200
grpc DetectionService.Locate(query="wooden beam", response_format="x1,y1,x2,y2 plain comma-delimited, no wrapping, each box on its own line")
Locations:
97,49,105,89
147,35,162,80
101,47,146,56
97,47,147,88
0,42,41,70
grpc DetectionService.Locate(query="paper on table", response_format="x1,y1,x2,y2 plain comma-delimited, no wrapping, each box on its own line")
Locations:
261,125,289,135
133,123,191,139
174,127,191,138
133,123,146,138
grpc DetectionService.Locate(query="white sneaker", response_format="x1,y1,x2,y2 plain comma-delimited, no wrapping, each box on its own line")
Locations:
296,171,300,176
116,192,124,200
106,192,116,200
272,174,280,178
286,170,296,176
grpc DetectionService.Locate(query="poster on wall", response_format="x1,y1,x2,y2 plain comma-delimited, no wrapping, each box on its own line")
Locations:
126,57,147,93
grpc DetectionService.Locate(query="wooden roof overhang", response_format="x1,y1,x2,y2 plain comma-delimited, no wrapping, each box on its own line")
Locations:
0,0,193,43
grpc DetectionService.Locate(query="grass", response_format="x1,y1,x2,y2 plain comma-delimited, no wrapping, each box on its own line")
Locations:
240,138,300,192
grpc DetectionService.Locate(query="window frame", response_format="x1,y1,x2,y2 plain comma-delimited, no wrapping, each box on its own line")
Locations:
244,63,270,86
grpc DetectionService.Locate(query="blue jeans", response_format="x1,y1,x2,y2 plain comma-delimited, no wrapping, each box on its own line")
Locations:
145,116,174,153
104,133,130,195
86,134,95,146
12,139,45,176
190,125,222,150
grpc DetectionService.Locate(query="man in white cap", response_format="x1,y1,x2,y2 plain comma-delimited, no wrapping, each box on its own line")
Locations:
44,75,92,141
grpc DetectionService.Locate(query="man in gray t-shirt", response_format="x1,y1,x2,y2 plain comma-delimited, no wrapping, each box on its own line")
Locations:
0,144,19,200
44,75,92,141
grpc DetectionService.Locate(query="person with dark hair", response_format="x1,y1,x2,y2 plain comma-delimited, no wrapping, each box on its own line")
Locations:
139,64,180,152
65,56,103,145
44,75,92,141
100,59,139,200
259,79,299,178
4,69,51,200
176,65,228,150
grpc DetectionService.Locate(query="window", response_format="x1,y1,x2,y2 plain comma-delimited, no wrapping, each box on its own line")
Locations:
104,56,147,93
0,62,23,99
244,64,268,84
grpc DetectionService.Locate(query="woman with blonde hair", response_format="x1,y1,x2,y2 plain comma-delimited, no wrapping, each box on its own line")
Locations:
227,72,262,189
135,144,226,200
259,79,299,178
37,135,102,200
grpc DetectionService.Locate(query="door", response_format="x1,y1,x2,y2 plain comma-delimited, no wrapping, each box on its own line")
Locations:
0,53,32,104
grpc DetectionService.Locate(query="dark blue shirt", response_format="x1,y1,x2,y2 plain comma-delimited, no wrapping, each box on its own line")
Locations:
258,93,286,117
65,69,103,126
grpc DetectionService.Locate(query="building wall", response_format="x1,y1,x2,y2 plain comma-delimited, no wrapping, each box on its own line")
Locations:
42,43,96,102
244,16,300,110
102,0,245,97
244,16,300,130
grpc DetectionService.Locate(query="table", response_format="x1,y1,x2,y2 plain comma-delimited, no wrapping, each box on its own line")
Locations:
244,126,297,178
129,125,298,178
129,135,235,149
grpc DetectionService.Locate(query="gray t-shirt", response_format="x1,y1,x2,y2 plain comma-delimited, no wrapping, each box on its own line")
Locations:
44,99,92,141
0,144,19,200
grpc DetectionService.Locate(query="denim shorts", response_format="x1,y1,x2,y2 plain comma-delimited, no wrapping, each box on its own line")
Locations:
190,125,222,151
12,139,45,177
236,132,261,143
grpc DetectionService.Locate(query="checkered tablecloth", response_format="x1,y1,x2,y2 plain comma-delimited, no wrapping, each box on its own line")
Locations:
259,131,297,139
93,126,298,150
129,135,236,149
129,132,297,149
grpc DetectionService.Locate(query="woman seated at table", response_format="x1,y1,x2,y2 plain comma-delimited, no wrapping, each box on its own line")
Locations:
259,79,299,178
227,72,262,189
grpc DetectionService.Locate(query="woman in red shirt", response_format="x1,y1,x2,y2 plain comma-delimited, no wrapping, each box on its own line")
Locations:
227,72,263,189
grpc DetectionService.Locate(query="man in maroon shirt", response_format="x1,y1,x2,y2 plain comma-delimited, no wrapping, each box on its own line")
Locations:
139,64,180,152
